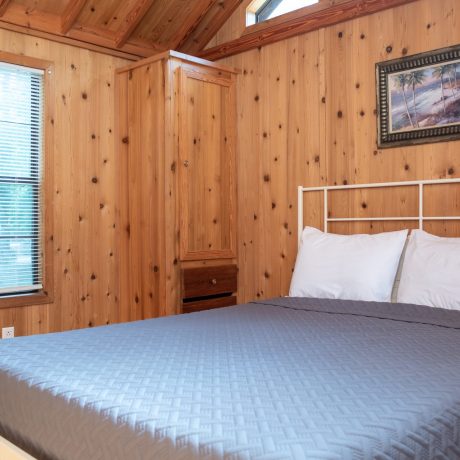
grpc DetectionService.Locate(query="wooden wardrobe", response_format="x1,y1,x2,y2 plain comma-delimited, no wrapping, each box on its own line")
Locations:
117,51,238,319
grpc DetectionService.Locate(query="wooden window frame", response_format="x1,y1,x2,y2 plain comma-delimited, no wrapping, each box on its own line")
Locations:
0,51,54,310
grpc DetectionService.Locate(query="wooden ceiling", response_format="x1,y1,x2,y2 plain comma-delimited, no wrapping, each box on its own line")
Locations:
0,0,243,60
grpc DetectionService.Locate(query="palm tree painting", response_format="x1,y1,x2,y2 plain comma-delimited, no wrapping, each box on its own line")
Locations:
432,66,447,113
407,70,426,127
378,45,460,148
394,74,414,128
388,60,460,133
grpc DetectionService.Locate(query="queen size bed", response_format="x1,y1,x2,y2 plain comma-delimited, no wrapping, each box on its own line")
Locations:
1,297,460,459
1,178,460,460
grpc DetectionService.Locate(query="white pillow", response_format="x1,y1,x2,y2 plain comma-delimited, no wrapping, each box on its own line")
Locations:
289,227,408,302
397,230,460,310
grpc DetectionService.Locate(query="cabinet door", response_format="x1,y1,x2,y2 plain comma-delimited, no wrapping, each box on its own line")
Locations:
179,66,236,261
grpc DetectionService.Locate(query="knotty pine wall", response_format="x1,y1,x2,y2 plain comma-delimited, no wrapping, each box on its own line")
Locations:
213,0,460,303
0,29,130,336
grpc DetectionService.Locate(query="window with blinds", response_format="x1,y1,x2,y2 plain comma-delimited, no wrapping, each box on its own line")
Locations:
0,62,44,296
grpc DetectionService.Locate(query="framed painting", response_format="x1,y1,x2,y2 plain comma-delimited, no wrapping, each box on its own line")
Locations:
376,44,460,148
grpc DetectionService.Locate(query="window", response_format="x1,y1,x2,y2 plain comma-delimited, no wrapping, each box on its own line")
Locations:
0,61,45,298
247,0,319,25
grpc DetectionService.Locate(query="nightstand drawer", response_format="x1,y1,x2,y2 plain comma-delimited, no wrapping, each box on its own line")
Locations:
181,265,237,299
182,295,237,314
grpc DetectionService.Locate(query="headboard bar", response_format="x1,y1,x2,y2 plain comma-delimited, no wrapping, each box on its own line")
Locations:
298,178,460,247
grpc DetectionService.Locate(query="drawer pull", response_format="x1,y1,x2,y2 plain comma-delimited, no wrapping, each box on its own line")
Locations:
210,278,217,285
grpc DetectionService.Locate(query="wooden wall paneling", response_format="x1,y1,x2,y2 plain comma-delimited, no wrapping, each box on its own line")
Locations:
0,29,130,336
423,183,460,237
328,187,419,218
285,31,327,285
213,0,460,303
115,70,130,323
199,0,419,60
225,50,260,302
424,184,460,217
329,220,420,234
259,40,289,299
126,65,146,320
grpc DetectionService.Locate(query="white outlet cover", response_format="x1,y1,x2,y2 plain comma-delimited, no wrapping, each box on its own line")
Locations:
2,327,14,339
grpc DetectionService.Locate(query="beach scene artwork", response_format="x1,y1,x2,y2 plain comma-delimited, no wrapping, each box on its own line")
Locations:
389,60,460,133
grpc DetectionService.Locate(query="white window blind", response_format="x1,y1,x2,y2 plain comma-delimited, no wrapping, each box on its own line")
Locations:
0,62,44,296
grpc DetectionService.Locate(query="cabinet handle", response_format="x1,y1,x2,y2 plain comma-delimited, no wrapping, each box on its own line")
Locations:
210,278,217,285
183,160,189,167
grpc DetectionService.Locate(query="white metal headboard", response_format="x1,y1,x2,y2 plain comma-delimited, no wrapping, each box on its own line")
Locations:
298,178,460,247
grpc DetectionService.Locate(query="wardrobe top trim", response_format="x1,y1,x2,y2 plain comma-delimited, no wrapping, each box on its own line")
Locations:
116,50,240,75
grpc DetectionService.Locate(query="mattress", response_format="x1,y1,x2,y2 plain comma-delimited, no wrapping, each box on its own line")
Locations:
1,297,460,460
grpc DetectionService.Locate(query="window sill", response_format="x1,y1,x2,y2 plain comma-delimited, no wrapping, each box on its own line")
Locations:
0,291,53,309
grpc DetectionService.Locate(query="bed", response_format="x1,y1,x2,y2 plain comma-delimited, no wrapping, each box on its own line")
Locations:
1,297,460,459
1,178,460,460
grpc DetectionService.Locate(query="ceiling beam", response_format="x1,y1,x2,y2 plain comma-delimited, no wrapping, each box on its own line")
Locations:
114,0,155,48
0,21,140,60
61,0,87,34
199,0,419,61
170,0,215,50
178,0,244,54
0,0,11,17
0,3,156,60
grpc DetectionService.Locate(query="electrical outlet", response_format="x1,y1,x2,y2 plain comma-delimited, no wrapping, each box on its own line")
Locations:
2,327,14,339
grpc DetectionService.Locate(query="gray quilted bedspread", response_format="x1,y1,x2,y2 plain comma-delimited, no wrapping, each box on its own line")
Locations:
1,298,460,460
